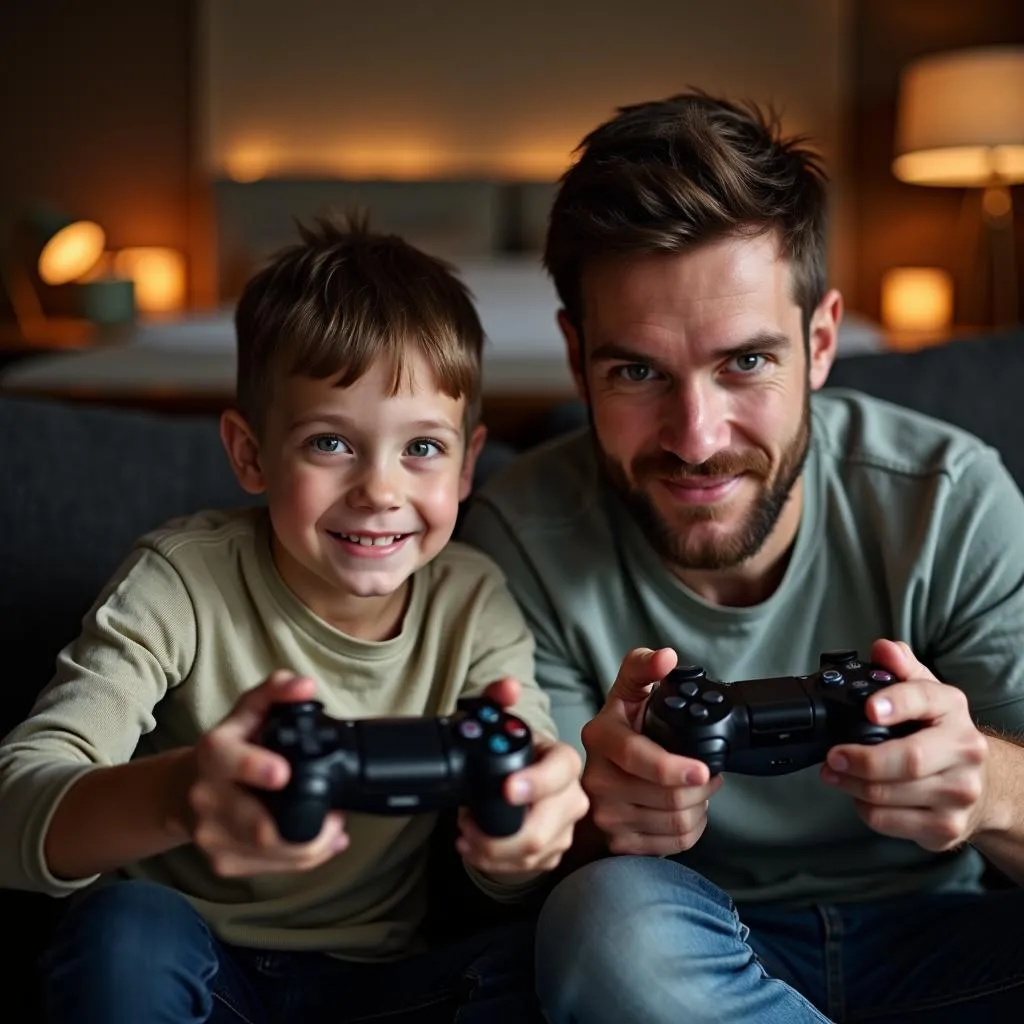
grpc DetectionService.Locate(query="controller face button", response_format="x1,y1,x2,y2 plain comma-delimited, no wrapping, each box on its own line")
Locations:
821,669,844,686
277,726,298,745
665,696,688,711
488,735,511,754
870,670,894,682
675,665,707,681
505,721,528,738
688,704,710,720
678,682,700,699
478,706,500,724
702,690,725,704
459,720,484,739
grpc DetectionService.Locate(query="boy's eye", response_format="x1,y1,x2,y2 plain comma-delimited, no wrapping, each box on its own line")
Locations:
311,434,346,454
406,438,442,458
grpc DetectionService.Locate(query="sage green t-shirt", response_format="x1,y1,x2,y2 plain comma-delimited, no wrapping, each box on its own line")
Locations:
0,508,555,959
460,388,1024,906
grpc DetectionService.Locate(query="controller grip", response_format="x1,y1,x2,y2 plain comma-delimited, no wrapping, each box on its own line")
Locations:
469,797,526,838
259,775,332,844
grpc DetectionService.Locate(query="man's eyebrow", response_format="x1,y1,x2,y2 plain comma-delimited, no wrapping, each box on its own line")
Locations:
710,331,792,361
588,331,792,365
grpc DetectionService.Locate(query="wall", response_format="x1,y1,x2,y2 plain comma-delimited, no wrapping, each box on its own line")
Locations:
200,0,855,297
0,0,213,310
850,0,1024,325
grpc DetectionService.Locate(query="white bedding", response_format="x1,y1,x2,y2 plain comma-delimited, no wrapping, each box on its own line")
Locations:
1,258,884,396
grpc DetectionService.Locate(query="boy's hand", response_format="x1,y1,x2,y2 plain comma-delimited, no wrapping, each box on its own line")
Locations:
188,670,348,876
455,677,590,879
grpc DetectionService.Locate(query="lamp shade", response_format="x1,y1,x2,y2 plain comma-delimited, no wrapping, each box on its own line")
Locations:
893,45,1024,186
33,213,106,286
113,247,186,315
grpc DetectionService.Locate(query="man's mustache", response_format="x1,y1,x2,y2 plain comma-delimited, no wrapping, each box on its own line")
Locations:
633,450,770,481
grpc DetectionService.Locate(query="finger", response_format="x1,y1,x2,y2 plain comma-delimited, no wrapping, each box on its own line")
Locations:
196,726,291,792
480,676,521,710
586,761,723,812
608,730,710,788
869,639,939,684
821,763,982,811
606,826,709,857
504,739,581,806
458,795,580,873
863,678,967,733
849,801,972,852
609,647,679,706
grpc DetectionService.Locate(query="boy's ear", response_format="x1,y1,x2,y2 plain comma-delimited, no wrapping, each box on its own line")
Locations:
458,423,488,502
220,409,267,495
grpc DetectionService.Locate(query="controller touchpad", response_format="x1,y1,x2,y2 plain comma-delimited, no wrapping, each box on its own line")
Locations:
360,722,449,789
746,678,814,741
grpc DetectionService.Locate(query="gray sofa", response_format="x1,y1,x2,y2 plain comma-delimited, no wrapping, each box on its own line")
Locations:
2,328,1024,1017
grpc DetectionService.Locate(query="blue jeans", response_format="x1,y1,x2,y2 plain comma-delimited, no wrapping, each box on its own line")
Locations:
536,856,1024,1023
40,879,542,1023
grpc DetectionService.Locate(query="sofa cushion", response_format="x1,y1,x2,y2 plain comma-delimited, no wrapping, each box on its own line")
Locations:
0,396,259,739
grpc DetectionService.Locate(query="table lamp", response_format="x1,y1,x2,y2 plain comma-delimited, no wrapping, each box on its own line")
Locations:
892,45,1024,327
2,208,109,343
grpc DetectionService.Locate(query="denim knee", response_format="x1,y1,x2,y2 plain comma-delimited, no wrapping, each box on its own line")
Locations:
42,879,219,1023
535,857,749,1024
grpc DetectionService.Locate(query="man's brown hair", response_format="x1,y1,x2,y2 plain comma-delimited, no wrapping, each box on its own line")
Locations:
544,90,830,336
234,215,485,435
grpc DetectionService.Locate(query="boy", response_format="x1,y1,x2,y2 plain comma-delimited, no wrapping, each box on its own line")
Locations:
0,217,588,1023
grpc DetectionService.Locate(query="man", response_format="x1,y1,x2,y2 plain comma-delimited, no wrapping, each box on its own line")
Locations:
459,92,1024,1023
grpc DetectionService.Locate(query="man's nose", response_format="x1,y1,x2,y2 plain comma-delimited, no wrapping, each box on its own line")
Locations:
657,381,730,466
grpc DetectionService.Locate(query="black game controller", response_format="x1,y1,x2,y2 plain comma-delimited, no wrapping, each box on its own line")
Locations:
253,696,534,842
642,649,923,776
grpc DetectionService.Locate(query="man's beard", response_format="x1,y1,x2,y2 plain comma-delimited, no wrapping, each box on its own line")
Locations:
599,395,811,571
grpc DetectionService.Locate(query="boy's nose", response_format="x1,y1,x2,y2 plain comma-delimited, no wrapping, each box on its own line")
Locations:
350,464,401,510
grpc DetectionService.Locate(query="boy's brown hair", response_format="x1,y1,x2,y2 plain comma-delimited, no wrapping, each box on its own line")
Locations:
234,215,485,436
544,90,830,339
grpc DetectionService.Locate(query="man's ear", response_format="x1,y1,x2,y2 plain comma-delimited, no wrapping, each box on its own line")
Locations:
557,310,588,402
458,423,488,502
220,409,267,495
807,288,843,392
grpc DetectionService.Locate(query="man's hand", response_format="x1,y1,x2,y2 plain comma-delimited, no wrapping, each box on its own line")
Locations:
188,670,348,876
821,639,990,851
456,677,590,880
579,647,723,856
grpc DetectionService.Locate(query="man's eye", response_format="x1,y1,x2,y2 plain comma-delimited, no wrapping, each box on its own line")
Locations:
615,364,657,382
732,353,767,373
406,438,442,458
311,435,345,454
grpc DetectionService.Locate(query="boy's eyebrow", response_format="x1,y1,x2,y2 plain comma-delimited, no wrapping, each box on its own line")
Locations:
588,330,792,365
288,413,461,435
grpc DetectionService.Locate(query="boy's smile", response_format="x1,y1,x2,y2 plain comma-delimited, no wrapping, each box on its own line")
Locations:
225,351,483,638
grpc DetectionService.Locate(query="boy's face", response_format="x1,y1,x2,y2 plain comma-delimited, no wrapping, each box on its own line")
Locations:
223,350,484,631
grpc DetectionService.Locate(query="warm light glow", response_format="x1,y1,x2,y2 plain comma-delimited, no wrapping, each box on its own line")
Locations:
893,46,1024,186
113,247,187,315
221,139,573,182
37,221,106,285
881,268,953,333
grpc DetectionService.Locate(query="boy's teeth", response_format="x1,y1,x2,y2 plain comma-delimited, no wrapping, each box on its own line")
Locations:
341,533,400,546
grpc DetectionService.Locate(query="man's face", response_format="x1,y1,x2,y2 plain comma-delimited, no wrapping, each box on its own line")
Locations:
566,232,836,573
